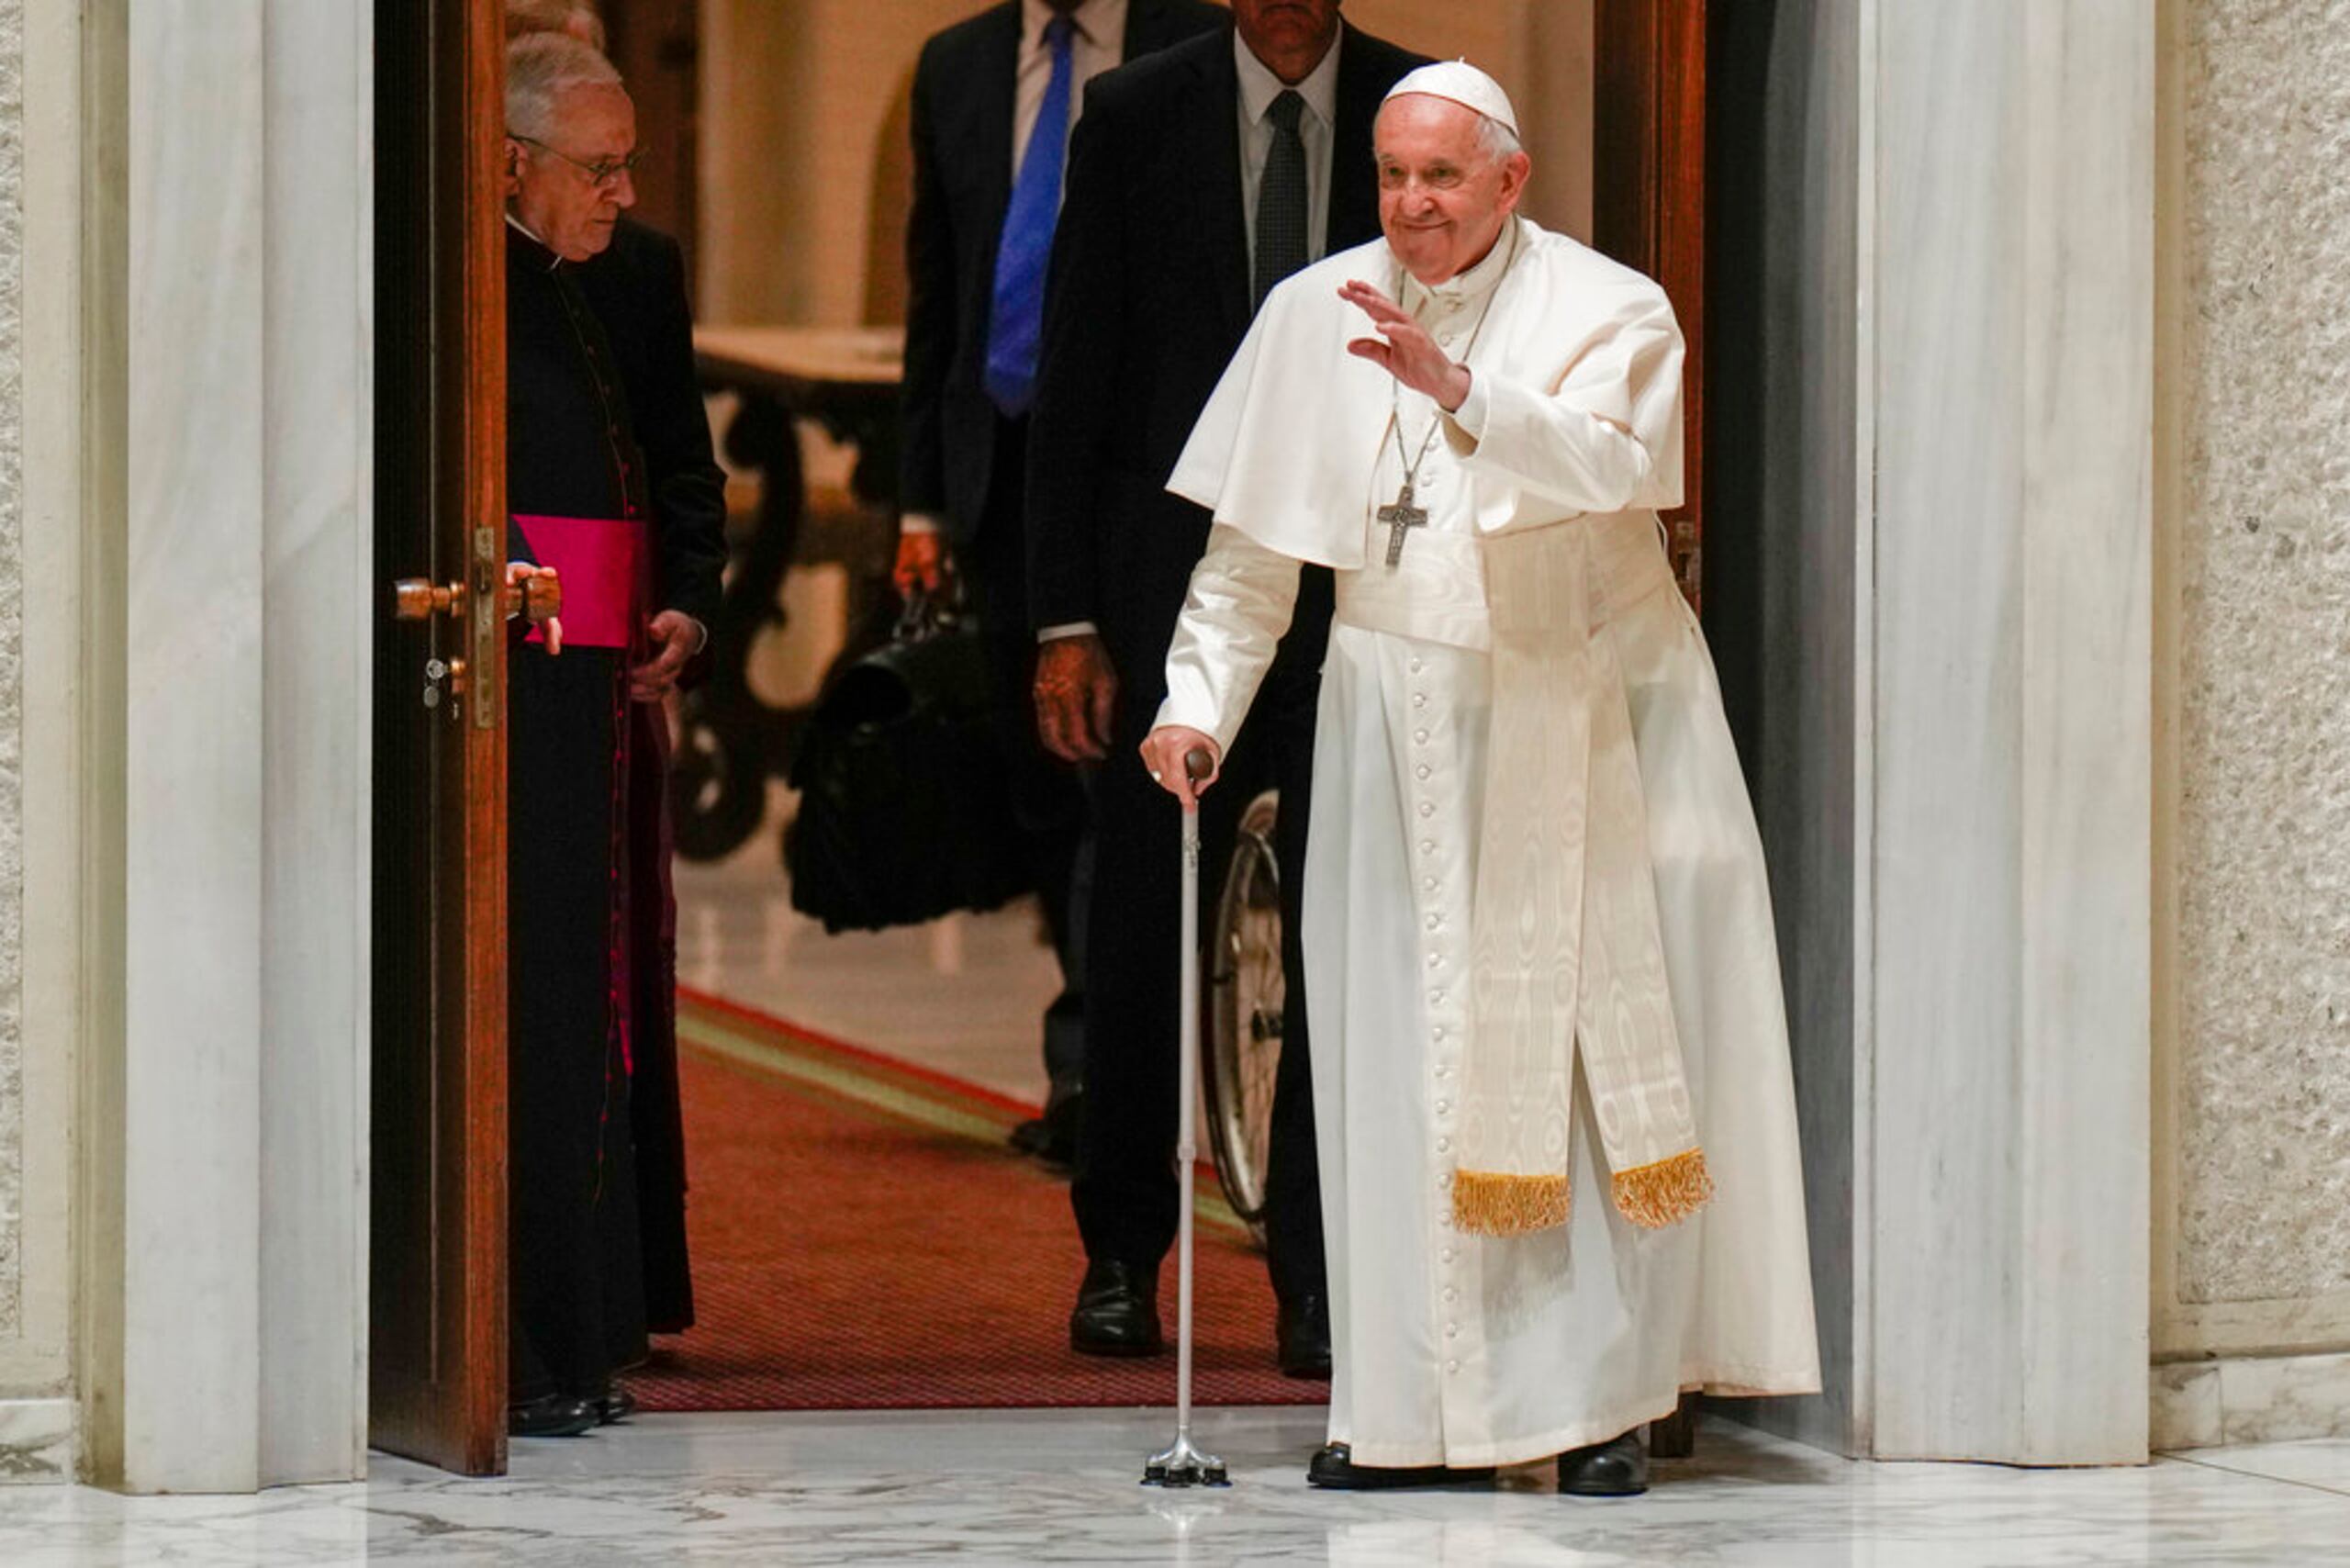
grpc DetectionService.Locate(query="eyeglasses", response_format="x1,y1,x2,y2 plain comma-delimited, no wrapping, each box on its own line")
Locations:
509,133,642,189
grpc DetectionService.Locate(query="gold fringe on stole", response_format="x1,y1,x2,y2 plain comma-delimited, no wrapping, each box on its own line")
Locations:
1610,1148,1717,1229
1450,1170,1572,1237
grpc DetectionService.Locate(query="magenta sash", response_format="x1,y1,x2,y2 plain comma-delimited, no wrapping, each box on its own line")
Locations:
513,514,646,649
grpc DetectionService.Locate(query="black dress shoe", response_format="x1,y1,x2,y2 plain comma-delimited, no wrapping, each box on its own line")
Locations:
1069,1260,1163,1357
595,1381,637,1425
1307,1441,1494,1491
1557,1430,1649,1496
508,1394,599,1439
1008,1105,1078,1170
1276,1294,1332,1381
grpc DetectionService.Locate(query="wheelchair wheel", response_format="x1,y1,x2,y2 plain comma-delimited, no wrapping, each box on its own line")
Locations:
1203,789,1284,1250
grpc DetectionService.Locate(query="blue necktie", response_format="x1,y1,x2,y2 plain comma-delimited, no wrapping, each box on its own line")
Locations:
984,16,1077,417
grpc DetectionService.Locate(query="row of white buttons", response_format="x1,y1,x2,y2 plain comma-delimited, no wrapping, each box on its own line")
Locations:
1408,647,1468,1364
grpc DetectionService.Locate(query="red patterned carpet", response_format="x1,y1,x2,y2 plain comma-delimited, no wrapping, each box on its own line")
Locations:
629,989,1327,1413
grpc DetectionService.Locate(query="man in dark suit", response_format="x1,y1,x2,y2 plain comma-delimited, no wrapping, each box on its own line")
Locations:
1026,0,1427,1373
895,0,1225,1167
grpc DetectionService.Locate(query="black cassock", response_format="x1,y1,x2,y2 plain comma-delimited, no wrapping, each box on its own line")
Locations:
505,222,664,1402
574,217,728,1339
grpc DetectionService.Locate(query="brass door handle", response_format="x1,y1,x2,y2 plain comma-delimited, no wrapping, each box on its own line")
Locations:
392,578,467,621
394,571,560,626
501,569,562,627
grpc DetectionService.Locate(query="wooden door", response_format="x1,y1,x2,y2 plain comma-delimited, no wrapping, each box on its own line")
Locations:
1595,0,1707,610
370,0,513,1477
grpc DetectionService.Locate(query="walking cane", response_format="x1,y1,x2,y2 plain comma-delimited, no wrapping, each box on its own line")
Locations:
1144,746,1229,1489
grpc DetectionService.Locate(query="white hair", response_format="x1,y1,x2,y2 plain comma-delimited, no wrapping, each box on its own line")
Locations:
1377,93,1527,171
1475,113,1524,164
506,0,608,54
505,32,621,142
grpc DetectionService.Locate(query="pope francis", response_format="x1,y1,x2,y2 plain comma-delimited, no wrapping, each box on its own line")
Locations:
1141,62,1820,1496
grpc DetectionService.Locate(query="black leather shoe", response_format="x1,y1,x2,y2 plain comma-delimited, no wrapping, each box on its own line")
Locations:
508,1394,599,1439
1557,1430,1649,1496
1069,1260,1163,1357
1276,1294,1332,1381
595,1381,637,1425
1009,1095,1080,1170
1307,1442,1494,1490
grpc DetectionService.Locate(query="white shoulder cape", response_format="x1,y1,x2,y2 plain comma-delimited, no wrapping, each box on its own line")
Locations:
1165,218,1686,568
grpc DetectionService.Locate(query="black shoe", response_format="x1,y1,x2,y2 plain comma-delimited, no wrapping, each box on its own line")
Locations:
1306,1442,1494,1491
1276,1294,1332,1381
595,1381,637,1425
1557,1430,1649,1496
508,1394,599,1439
1009,1107,1077,1170
1069,1259,1163,1357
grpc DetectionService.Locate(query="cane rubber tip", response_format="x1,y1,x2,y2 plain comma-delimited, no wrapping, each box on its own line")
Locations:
1141,1462,1231,1489
1183,746,1214,782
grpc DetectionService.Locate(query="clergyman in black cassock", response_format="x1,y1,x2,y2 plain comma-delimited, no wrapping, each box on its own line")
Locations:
506,214,655,1419
574,214,728,1338
498,31,722,1436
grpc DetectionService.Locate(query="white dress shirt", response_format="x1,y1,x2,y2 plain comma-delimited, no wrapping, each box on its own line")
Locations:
1234,26,1343,274
1013,0,1129,183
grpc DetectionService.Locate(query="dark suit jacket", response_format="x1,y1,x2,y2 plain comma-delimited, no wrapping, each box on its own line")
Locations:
899,0,1225,545
1024,22,1429,682
574,216,730,632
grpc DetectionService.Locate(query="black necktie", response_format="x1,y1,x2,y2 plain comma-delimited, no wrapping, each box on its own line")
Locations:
1254,90,1308,309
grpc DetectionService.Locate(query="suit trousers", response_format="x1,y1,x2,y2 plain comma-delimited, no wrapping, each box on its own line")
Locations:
967,416,1091,1107
1071,618,1327,1309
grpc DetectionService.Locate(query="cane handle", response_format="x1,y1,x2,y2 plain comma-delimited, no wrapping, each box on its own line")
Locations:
1183,746,1214,783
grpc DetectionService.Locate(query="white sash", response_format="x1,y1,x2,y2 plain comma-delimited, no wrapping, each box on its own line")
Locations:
1450,514,1714,1237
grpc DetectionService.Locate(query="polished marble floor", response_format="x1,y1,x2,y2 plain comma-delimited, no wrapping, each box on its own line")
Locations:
8,1411,2350,1565
457,631,2350,1566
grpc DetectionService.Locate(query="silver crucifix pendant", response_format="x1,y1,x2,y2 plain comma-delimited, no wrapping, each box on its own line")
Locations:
1379,482,1429,567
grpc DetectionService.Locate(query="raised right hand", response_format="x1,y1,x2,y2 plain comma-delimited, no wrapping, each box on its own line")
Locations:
1034,633,1118,763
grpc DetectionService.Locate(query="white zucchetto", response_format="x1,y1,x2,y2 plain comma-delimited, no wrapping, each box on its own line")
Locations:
1381,60,1520,138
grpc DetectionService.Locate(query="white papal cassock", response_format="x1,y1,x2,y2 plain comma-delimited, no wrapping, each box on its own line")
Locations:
1157,216,1820,1468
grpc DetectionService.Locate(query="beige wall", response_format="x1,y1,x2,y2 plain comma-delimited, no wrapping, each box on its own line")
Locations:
2155,0,2350,1369
696,0,1593,328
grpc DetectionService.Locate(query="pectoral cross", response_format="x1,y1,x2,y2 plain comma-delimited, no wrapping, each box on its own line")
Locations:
1379,482,1428,568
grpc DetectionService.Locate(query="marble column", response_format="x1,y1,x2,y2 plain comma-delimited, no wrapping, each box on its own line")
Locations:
85,0,372,1493
1863,0,2153,1466
1721,0,2154,1463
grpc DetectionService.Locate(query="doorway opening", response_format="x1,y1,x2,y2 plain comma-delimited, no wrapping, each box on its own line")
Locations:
367,0,1712,1475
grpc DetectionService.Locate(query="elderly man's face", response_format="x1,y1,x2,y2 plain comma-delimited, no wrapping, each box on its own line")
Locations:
1374,94,1530,286
506,82,637,263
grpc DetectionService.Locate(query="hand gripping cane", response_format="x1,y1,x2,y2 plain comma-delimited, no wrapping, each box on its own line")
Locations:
1144,747,1230,1489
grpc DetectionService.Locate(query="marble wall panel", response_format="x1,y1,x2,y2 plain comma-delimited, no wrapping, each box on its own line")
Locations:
1867,0,2152,1462
255,0,370,1485
122,0,268,1494
4,0,85,1441
2154,1351,2350,1450
0,0,23,1349
2167,0,2350,1336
